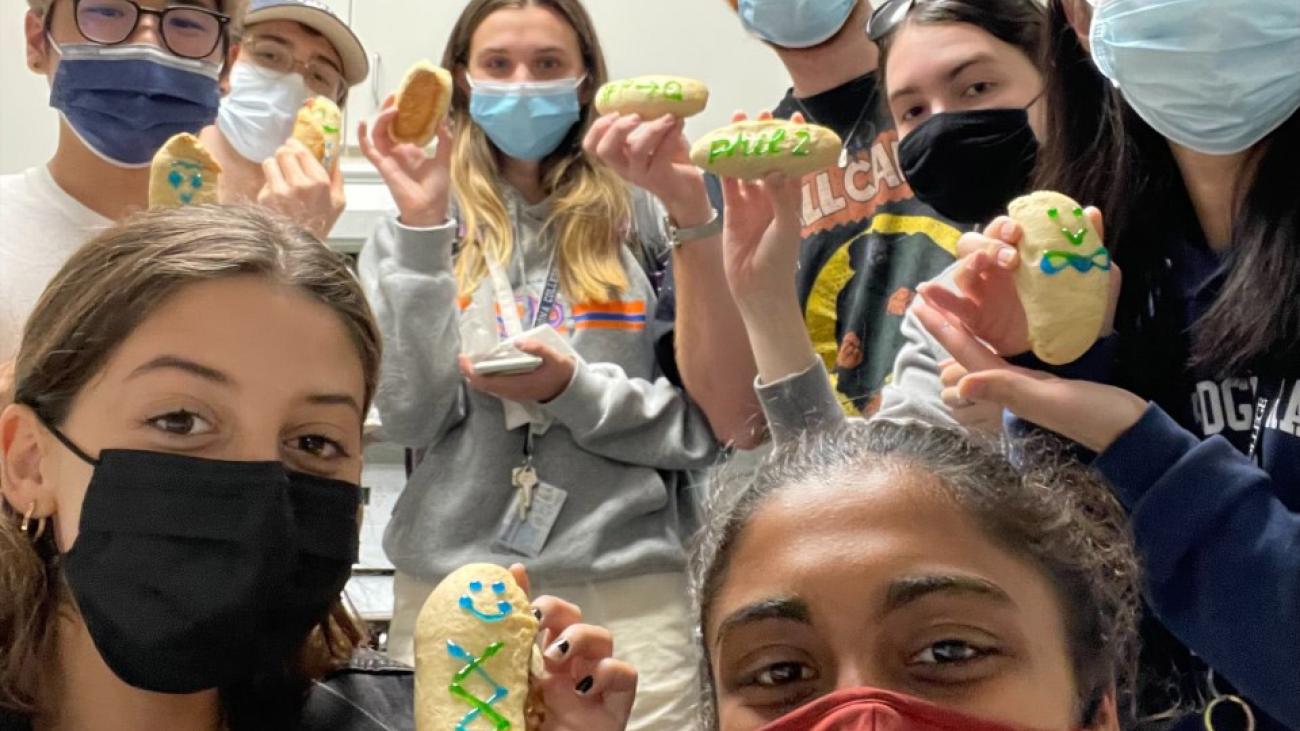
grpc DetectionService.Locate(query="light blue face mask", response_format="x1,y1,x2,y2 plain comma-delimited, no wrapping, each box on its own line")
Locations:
468,76,584,161
739,0,857,49
1090,0,1300,155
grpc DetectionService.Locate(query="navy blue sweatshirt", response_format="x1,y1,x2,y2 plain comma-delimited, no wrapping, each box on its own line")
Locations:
1014,229,1299,729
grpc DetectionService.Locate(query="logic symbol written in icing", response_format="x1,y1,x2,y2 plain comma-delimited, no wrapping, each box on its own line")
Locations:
447,640,511,731
165,160,206,205
458,580,513,622
1039,247,1112,276
1046,206,1088,246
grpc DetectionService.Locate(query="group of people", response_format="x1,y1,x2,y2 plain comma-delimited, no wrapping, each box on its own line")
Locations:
0,0,1295,730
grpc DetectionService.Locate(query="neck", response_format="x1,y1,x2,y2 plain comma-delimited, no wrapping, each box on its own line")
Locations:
45,122,150,222
1169,141,1251,252
38,614,222,731
776,2,879,99
499,154,546,205
199,124,266,205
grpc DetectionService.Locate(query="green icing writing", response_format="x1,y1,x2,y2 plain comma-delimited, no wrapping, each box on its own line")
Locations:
1046,206,1088,246
707,127,802,163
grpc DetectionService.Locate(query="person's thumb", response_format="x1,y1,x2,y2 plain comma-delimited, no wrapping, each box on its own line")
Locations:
958,369,1055,423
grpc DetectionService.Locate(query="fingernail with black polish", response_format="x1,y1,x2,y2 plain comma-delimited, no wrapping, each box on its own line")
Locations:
532,606,542,621
544,638,570,661
575,675,594,695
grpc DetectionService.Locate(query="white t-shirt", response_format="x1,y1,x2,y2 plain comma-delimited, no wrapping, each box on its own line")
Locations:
0,166,111,363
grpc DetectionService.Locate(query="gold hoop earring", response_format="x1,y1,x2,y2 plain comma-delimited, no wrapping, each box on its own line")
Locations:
19,501,46,541
1203,694,1256,731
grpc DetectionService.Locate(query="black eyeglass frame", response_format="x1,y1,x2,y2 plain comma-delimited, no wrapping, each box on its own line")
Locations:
47,0,232,61
866,0,918,42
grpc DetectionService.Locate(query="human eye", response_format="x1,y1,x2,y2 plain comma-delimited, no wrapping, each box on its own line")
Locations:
900,105,926,123
906,637,1000,675
84,4,126,19
285,433,350,461
962,81,995,98
750,661,818,688
146,409,215,437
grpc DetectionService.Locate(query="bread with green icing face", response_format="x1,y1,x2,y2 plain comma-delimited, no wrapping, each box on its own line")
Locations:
1009,190,1111,365
149,133,221,208
292,96,343,171
690,119,841,180
415,564,539,731
595,76,709,119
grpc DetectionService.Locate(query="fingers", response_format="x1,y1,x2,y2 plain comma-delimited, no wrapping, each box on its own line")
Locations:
625,114,680,175
513,338,558,363
357,118,380,166
914,302,1009,374
509,562,532,597
1085,205,1104,241
532,594,583,644
583,112,619,158
592,113,642,172
918,282,981,323
939,358,967,389
730,109,748,123
261,153,289,196
577,657,638,709
369,106,401,154
542,622,614,677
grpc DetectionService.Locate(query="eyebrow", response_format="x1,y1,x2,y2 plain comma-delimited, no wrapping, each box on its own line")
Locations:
304,393,364,416
883,574,1013,613
477,46,568,56
887,53,997,102
714,596,812,650
128,355,232,385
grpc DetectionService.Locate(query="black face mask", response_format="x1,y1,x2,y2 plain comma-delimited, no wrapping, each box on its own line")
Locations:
898,107,1039,226
47,425,359,694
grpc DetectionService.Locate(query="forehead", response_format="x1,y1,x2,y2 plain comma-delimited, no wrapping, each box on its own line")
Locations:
708,466,1066,637
470,5,581,55
886,20,1023,90
246,19,341,64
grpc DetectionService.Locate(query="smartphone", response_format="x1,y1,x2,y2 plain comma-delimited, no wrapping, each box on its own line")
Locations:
472,354,543,376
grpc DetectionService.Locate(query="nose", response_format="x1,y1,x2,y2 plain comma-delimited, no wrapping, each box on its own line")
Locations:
126,8,165,49
509,64,536,84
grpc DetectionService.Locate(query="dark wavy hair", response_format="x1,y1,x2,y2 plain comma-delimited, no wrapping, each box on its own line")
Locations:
875,0,1046,86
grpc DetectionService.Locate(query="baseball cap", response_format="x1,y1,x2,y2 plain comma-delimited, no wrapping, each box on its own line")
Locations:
245,0,369,86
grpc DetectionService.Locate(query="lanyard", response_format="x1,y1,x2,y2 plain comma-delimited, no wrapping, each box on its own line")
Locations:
1247,377,1282,466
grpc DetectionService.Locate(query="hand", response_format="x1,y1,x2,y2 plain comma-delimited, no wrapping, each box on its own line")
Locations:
530,594,637,731
938,358,1004,436
718,112,805,317
917,302,1146,453
459,339,577,404
257,139,345,240
0,359,14,408
358,94,453,228
584,112,711,226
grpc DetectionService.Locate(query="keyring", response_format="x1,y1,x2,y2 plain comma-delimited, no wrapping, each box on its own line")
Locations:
1203,694,1256,731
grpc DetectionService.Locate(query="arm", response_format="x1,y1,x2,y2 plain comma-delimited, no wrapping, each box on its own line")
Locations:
584,113,765,448
1095,406,1300,727
357,217,468,448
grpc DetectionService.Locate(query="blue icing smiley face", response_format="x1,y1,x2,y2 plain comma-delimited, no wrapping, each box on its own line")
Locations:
459,580,513,623
165,159,207,205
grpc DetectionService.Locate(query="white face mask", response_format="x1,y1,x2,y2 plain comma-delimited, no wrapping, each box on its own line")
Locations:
216,61,313,163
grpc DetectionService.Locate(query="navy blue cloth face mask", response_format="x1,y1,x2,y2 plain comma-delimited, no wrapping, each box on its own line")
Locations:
43,422,360,694
47,41,222,168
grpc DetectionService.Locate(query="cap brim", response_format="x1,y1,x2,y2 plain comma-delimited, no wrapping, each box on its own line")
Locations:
245,6,369,86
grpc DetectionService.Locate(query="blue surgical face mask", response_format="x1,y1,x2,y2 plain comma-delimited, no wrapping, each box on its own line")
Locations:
739,0,857,49
48,41,222,168
217,61,313,163
468,76,584,162
1090,0,1300,155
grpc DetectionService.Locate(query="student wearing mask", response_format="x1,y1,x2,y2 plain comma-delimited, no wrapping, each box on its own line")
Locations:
357,1,718,727
0,205,635,731
199,0,368,239
0,0,245,373
917,0,1300,726
647,0,961,449
692,418,1140,731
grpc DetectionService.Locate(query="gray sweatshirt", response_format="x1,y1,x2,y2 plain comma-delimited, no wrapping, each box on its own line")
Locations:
357,188,720,585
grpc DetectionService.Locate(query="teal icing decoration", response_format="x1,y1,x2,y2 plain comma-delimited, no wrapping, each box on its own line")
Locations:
447,640,510,730
167,170,183,189
459,579,512,622
1039,247,1111,275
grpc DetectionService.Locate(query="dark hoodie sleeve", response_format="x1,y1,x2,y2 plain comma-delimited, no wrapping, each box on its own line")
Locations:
1093,404,1300,727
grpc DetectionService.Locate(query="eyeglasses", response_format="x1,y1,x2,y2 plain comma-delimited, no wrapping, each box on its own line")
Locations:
61,0,230,60
243,36,346,101
866,0,917,42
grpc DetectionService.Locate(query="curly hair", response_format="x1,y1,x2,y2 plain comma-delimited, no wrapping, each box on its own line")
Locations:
690,420,1142,729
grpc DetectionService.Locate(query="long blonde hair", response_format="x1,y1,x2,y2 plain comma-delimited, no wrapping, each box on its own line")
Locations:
0,205,377,721
442,0,634,304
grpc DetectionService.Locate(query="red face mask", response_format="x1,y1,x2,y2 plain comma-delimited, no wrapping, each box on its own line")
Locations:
756,687,1081,731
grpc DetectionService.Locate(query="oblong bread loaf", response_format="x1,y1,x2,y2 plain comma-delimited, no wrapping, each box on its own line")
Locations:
690,119,841,180
415,564,538,731
149,133,221,208
595,75,709,119
1009,190,1111,365
292,96,343,170
391,60,452,147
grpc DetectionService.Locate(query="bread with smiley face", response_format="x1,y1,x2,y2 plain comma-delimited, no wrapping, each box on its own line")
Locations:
414,563,539,731
149,133,221,209
292,96,344,171
1009,191,1111,365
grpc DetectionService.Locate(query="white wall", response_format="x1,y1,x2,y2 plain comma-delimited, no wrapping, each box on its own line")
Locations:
0,0,794,176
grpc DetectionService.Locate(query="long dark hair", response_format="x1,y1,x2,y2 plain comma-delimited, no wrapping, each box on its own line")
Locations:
875,0,1045,84
1034,0,1300,382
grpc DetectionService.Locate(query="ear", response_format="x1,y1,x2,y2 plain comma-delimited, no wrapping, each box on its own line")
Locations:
25,10,51,75
454,63,470,97
1085,690,1121,731
219,41,240,96
0,404,56,523
1062,0,1093,54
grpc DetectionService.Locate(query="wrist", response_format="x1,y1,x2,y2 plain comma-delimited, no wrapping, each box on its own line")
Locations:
400,205,448,229
662,179,711,228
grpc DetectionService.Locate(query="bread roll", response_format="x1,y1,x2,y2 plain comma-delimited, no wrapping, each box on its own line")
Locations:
415,564,538,731
1009,191,1111,365
390,60,452,147
292,96,343,170
595,75,709,119
149,133,221,208
690,119,841,180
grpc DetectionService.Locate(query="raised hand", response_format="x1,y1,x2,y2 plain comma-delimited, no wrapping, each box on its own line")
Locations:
257,138,345,240
358,94,453,228
584,112,710,226
530,595,637,731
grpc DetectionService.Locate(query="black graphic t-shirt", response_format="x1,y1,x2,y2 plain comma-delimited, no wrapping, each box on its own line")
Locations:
774,73,960,415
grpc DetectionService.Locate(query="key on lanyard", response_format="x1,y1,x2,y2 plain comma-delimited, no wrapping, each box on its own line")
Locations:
512,461,539,519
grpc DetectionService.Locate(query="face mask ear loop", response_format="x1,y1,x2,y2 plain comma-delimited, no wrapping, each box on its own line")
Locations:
32,411,101,468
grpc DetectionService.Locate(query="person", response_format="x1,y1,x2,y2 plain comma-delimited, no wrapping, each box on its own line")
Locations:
0,0,246,373
0,205,636,731
690,416,1141,730
657,0,962,449
199,0,369,239
915,0,1300,726
356,0,719,728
